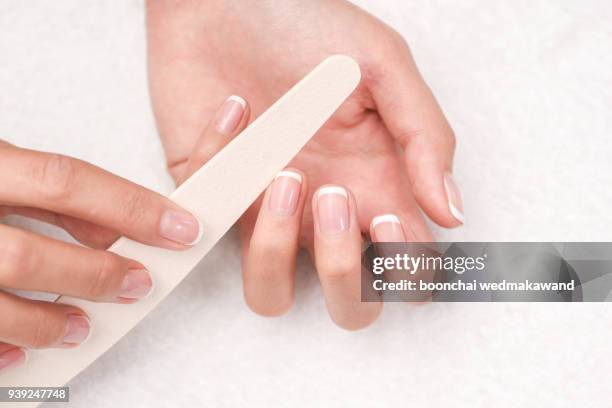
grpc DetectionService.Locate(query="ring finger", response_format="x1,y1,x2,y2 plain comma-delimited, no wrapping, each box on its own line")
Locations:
312,185,382,330
0,342,27,372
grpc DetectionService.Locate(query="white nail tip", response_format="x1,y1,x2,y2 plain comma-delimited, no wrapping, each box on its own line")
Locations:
137,272,155,301
449,203,466,224
443,175,465,224
274,170,302,183
81,317,93,346
188,218,205,246
317,186,348,200
371,214,401,229
227,95,247,109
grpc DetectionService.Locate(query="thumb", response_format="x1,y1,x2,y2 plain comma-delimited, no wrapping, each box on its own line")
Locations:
370,44,464,228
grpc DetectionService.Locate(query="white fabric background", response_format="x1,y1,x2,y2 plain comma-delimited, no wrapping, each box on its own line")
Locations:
1,0,611,406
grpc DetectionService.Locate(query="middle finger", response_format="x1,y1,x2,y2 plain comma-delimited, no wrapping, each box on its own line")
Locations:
312,185,382,330
0,224,152,303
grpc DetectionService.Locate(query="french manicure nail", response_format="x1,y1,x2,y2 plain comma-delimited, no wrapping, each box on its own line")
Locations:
269,170,302,215
215,95,246,135
63,314,91,346
159,210,203,246
444,173,465,224
317,186,349,235
0,348,27,371
371,214,406,242
118,269,153,301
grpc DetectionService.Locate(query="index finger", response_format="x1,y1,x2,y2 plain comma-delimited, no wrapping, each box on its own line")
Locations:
0,144,202,249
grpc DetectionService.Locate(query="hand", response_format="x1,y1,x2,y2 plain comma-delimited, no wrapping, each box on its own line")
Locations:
0,141,202,371
146,0,464,329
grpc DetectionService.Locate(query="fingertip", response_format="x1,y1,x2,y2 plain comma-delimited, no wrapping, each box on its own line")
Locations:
370,213,407,242
0,347,28,371
313,185,352,236
245,293,294,318
116,268,154,303
267,167,306,217
20,347,28,364
227,95,247,109
158,209,203,247
330,301,383,331
60,313,92,348
214,94,250,136
412,181,462,228
443,172,465,226
181,94,252,181
274,168,304,184
189,216,205,245
407,162,464,229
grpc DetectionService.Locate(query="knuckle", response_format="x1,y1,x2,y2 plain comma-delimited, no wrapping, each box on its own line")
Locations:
370,28,410,68
27,306,59,348
85,232,118,250
322,257,359,284
250,239,290,261
0,232,33,285
119,190,150,226
87,253,121,298
190,151,209,168
36,153,79,200
386,27,409,50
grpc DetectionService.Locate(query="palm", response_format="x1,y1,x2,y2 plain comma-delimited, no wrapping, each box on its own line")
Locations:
147,0,432,248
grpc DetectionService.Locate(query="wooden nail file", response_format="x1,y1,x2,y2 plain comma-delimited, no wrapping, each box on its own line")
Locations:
1,55,361,400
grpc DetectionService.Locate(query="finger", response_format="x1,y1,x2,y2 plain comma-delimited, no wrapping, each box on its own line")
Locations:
0,143,202,249
243,169,307,316
0,342,27,372
369,213,433,302
0,291,91,349
369,37,464,228
369,214,409,243
0,342,19,354
179,95,250,183
0,225,152,303
1,205,119,249
312,185,382,330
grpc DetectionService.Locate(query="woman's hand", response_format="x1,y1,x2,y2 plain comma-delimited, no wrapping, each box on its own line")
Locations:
146,0,464,329
0,141,202,371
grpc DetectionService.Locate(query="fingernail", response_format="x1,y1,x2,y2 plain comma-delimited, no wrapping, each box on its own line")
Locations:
63,314,91,346
269,170,302,215
214,95,246,135
118,269,153,302
0,348,27,371
444,173,465,224
371,214,406,242
159,210,203,246
317,186,349,235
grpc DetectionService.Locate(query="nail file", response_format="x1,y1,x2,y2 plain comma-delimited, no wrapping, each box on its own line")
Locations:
1,55,361,400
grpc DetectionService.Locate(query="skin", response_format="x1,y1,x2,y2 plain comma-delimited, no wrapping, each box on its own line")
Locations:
147,0,459,329
0,0,460,374
0,139,204,370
